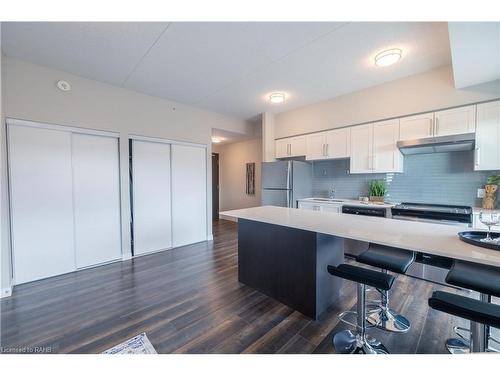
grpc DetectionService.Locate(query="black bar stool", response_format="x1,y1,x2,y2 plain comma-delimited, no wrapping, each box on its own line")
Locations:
440,260,500,353
327,263,395,354
356,244,415,333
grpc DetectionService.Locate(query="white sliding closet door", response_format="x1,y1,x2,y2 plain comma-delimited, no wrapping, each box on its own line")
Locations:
72,134,122,268
132,140,172,255
8,124,76,284
171,144,207,247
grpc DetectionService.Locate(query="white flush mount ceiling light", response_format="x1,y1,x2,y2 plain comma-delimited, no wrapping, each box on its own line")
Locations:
56,80,71,91
374,48,402,67
269,92,286,104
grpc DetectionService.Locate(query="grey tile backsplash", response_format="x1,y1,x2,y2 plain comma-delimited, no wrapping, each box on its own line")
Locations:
312,151,499,207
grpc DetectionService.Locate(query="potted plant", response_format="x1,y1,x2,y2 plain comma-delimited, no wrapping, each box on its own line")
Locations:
483,175,500,209
368,180,387,203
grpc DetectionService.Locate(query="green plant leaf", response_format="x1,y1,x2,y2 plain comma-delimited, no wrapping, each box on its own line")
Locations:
368,179,386,196
487,175,500,185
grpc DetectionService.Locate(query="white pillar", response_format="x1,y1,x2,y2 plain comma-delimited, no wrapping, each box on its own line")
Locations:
262,112,275,162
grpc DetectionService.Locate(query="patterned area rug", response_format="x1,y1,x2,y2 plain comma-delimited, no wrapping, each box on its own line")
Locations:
102,333,157,354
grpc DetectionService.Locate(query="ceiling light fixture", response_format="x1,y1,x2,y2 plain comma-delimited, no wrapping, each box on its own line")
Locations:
269,92,285,104
211,136,224,144
374,48,402,67
56,80,71,91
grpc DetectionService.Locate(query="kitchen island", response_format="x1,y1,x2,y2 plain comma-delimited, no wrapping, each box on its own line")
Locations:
220,205,500,320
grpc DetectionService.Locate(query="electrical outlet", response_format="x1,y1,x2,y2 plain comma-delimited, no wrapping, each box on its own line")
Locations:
477,188,485,198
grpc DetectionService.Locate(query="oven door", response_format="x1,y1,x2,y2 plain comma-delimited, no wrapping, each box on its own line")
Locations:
392,215,469,286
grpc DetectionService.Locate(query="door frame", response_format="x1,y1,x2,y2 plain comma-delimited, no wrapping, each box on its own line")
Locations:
212,152,219,221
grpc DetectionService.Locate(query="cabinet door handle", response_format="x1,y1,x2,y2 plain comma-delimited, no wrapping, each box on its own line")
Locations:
435,118,439,135
326,144,329,157
475,148,480,167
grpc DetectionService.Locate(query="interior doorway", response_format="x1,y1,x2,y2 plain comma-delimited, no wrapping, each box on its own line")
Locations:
212,153,219,221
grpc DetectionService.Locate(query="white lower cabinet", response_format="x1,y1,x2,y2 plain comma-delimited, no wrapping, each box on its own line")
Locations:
475,101,500,171
8,120,122,284
297,201,342,213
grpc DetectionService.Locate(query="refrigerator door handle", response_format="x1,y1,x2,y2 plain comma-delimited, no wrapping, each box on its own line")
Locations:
286,161,291,190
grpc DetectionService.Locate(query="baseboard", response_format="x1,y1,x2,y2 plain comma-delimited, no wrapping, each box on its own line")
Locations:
1,285,13,299
122,253,132,261
207,234,214,241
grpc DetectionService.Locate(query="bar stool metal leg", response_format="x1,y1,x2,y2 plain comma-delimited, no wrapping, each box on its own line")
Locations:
445,293,492,353
333,283,389,354
366,271,411,333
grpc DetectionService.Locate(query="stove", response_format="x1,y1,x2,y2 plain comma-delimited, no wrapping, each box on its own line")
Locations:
391,202,472,286
391,202,472,225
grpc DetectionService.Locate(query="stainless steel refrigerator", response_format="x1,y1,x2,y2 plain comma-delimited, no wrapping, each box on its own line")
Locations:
261,160,312,208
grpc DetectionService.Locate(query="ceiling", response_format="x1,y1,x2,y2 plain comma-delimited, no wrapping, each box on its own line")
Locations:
211,127,261,145
1,22,451,120
448,22,500,88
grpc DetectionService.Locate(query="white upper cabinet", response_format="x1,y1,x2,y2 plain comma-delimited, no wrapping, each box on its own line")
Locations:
350,124,373,174
275,138,290,159
399,113,434,141
434,105,476,136
305,128,350,160
399,106,476,141
372,119,403,173
275,136,306,158
326,127,350,159
475,101,500,171
305,133,327,160
277,102,482,167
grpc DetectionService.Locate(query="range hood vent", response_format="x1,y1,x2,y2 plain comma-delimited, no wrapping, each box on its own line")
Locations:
397,133,475,155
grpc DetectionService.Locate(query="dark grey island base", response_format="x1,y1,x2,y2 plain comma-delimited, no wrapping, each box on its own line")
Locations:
237,218,345,320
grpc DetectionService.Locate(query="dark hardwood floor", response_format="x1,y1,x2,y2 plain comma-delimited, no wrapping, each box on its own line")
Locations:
1,219,472,354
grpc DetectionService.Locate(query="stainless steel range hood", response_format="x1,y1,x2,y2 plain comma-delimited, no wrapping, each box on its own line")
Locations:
397,133,475,155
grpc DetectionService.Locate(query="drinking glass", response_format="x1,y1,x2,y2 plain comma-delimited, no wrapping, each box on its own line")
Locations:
478,210,500,243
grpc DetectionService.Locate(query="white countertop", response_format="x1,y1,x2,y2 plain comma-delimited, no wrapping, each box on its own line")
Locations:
220,205,500,268
298,198,395,209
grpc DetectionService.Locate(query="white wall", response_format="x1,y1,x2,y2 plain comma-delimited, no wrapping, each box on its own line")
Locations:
275,65,500,138
213,138,262,212
1,56,252,291
1,39,12,295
